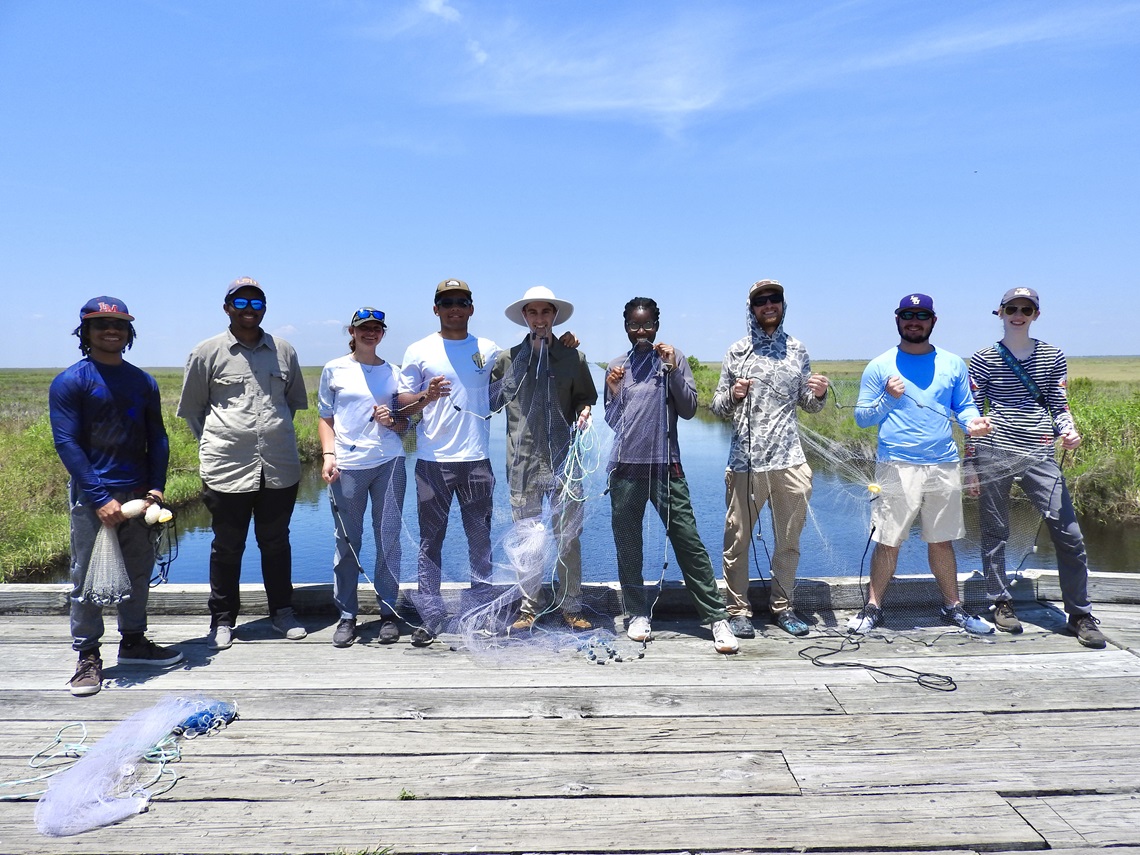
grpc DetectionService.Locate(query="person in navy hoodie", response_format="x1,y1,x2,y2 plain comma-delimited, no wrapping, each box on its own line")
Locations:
49,296,183,697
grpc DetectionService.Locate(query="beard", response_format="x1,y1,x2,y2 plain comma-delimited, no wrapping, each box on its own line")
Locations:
897,321,932,344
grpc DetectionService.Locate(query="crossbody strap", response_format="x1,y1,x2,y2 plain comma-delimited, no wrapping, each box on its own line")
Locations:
994,341,1058,432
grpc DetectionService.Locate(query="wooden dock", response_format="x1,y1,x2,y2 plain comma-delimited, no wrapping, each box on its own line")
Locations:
2,572,1140,855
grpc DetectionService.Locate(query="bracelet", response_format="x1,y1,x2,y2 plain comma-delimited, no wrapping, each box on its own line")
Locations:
322,452,336,456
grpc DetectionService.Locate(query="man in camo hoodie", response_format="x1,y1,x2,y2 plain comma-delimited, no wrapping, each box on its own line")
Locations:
711,279,829,638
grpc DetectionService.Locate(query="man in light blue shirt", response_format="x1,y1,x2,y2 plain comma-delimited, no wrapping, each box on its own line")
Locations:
849,294,993,635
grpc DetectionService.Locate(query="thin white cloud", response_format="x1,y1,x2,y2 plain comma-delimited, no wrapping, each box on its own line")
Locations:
420,0,461,24
358,1,1140,129
847,4,1140,73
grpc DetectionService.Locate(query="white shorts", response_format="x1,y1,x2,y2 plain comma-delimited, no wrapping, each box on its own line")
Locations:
869,460,964,547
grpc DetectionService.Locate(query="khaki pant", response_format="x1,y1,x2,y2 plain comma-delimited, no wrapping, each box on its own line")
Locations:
722,463,812,616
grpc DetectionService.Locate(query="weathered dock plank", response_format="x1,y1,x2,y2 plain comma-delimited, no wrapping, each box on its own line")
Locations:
0,792,1042,854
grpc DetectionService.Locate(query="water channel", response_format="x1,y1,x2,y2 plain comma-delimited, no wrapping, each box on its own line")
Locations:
161,404,1139,589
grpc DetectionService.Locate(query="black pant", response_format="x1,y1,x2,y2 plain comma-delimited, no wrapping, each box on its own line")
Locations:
203,479,299,626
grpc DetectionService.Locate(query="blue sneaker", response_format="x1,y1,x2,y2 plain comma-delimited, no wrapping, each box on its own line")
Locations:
773,609,810,637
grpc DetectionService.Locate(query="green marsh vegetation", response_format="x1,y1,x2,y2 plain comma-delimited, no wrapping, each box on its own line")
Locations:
0,360,1136,581
0,367,323,581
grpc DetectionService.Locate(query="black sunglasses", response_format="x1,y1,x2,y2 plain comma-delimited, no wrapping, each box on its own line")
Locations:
436,297,473,309
89,318,130,331
354,309,386,323
750,294,783,307
897,310,934,321
229,298,265,311
1002,304,1036,316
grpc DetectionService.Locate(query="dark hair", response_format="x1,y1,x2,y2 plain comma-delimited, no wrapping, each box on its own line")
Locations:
623,297,660,324
73,320,136,357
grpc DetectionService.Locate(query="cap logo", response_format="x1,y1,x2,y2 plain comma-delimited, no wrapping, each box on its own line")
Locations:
909,295,921,305
1012,287,1032,297
96,301,121,314
445,280,461,288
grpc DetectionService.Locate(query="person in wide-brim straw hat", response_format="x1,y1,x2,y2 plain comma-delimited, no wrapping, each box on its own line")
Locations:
491,285,596,633
503,285,575,327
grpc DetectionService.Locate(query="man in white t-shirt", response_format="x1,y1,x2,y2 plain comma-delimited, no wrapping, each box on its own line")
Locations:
397,279,502,645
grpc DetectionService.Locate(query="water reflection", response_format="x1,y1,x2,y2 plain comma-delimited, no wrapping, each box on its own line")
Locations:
164,403,1137,586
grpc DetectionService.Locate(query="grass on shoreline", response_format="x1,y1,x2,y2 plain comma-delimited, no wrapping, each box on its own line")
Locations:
1,359,1137,581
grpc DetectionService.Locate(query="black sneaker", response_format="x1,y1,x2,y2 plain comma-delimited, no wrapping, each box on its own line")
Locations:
992,600,1023,634
117,637,184,667
410,627,435,647
728,615,755,638
69,651,103,697
332,618,356,648
377,618,401,644
1068,612,1107,649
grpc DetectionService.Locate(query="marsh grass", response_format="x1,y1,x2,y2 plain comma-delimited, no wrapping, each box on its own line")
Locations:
0,367,324,581
0,360,1135,581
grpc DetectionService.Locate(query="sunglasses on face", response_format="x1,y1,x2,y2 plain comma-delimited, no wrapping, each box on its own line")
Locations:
750,294,783,307
625,321,658,332
1002,304,1037,316
436,297,473,309
354,309,386,323
90,319,130,331
897,310,934,321
229,298,265,311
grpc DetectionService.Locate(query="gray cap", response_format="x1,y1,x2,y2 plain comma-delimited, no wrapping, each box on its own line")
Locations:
999,286,1039,309
226,276,265,298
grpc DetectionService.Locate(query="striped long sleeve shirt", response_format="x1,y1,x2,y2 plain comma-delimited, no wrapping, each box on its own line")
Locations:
966,339,1075,461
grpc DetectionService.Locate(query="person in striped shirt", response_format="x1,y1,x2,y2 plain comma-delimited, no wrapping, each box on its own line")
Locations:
965,287,1106,649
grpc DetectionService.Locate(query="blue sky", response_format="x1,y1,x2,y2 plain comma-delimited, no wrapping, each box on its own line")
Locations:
2,0,1137,370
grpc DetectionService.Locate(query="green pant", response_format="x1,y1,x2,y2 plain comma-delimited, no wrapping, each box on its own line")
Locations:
610,473,727,625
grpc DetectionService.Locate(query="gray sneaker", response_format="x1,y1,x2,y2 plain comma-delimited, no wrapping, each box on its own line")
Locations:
118,637,184,667
272,608,308,640
69,651,103,697
1068,612,1107,649
332,618,356,648
992,600,1023,634
377,619,401,644
208,624,234,650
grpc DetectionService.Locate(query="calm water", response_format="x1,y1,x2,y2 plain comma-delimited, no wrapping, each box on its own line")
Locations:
160,369,1139,587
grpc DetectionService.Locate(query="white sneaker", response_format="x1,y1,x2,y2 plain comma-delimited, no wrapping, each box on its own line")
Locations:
627,616,652,642
847,604,883,635
208,624,233,650
272,608,308,640
711,619,739,654
940,604,994,635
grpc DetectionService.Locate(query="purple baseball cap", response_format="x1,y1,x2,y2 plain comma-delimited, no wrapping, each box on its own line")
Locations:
896,294,935,315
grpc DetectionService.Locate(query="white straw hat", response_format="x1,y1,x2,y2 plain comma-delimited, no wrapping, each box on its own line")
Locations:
504,286,574,327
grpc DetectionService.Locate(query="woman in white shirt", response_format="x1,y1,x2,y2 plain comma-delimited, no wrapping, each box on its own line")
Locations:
318,308,410,648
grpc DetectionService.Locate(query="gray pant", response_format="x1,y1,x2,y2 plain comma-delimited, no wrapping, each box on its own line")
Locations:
329,459,406,620
976,447,1091,616
511,485,584,615
68,484,156,652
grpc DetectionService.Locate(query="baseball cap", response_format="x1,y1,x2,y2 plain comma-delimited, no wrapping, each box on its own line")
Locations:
349,307,386,328
80,296,134,322
748,279,784,299
435,278,472,298
225,276,265,299
999,286,1040,309
896,294,935,315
